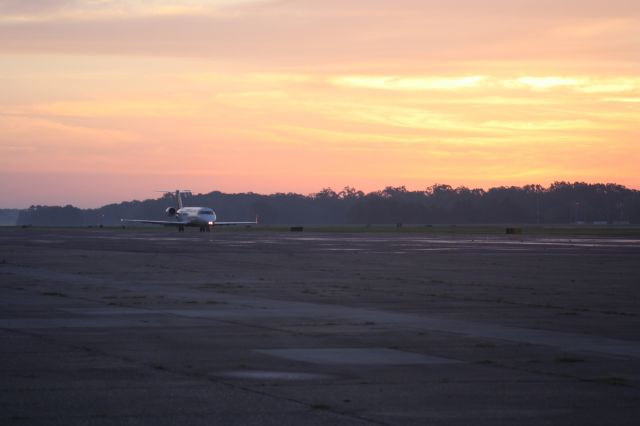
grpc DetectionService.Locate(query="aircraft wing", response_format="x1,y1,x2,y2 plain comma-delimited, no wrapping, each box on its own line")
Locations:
121,219,185,226
215,220,258,226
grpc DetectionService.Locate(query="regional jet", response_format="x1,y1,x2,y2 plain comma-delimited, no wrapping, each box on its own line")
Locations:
121,190,257,232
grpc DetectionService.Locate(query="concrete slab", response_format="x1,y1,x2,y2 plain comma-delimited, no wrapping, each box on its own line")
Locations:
1,228,640,425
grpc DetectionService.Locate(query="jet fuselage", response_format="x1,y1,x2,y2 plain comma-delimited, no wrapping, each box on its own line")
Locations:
173,207,217,227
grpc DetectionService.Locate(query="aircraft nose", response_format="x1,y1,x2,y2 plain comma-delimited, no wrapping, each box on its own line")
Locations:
212,211,217,222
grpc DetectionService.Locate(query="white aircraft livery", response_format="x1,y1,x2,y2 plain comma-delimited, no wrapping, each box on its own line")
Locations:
121,190,257,232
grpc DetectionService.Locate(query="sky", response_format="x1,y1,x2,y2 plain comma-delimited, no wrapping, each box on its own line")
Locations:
1,0,639,208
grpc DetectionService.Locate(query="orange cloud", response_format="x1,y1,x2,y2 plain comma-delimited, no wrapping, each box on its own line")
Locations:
0,1,639,206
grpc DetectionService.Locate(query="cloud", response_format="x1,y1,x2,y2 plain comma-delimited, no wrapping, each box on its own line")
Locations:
331,74,640,95
0,1,259,19
504,77,583,90
0,0,637,68
1,0,639,198
331,76,486,91
255,0,640,19
0,0,73,15
482,119,595,131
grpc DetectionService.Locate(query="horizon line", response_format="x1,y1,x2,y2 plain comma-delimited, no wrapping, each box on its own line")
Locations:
6,180,639,211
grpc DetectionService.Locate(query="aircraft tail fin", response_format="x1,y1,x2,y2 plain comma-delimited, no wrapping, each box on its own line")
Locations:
176,190,183,209
157,189,191,209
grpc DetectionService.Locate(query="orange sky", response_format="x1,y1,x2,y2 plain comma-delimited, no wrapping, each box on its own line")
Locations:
1,0,639,207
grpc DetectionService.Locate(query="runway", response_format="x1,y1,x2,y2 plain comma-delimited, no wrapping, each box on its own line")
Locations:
1,228,639,425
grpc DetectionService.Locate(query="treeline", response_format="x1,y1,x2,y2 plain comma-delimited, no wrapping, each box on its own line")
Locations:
0,209,20,226
16,182,640,226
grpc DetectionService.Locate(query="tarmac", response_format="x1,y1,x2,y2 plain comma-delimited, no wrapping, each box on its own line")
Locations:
1,228,639,425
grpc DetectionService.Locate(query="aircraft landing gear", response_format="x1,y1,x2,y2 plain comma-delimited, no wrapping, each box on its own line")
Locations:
178,225,185,232
206,226,211,232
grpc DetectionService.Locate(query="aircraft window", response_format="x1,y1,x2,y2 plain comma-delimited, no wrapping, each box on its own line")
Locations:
199,210,214,215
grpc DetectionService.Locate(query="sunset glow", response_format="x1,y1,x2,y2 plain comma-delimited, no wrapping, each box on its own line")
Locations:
1,0,639,207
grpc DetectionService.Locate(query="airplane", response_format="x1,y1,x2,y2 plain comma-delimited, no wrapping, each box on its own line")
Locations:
121,190,257,232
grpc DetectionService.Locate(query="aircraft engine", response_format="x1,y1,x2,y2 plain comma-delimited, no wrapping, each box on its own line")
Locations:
165,207,177,216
